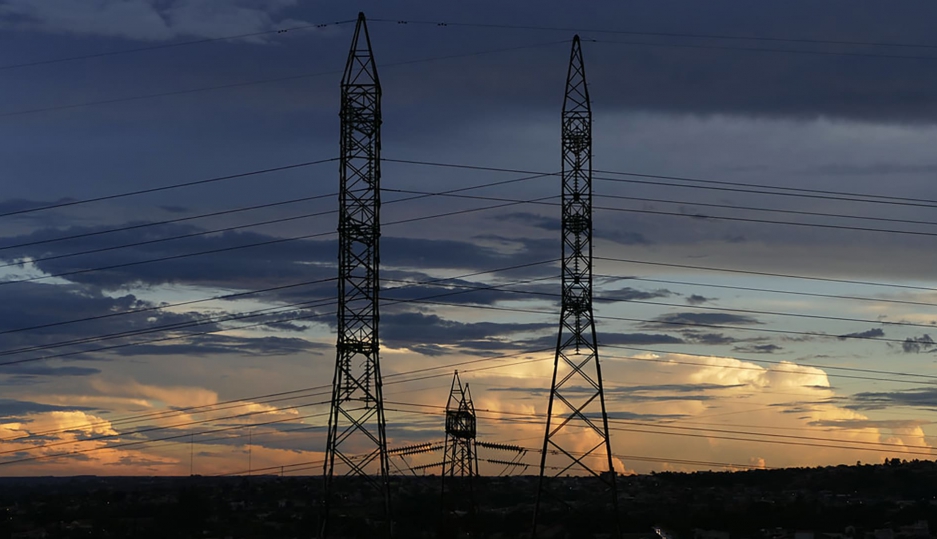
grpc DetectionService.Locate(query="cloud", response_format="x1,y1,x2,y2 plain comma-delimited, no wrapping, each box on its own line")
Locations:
0,398,95,417
901,334,936,354
685,294,713,305
733,344,782,354
0,0,311,42
847,388,937,411
838,328,886,340
381,311,553,355
643,312,761,330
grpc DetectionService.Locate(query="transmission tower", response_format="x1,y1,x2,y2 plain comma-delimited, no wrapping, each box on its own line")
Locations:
322,12,391,538
440,371,478,537
533,35,620,538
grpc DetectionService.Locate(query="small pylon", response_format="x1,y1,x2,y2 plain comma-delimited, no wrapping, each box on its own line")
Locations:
532,35,620,538
440,371,478,536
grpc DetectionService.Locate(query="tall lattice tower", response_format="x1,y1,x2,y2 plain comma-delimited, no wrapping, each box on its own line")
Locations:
322,12,391,538
440,371,478,536
533,35,620,538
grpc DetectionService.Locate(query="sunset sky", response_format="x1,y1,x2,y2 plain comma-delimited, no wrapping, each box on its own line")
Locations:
4,0,937,476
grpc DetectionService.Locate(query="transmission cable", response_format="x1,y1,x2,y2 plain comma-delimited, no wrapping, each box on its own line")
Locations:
595,273,937,310
0,261,558,366
1,40,569,119
0,158,337,218
370,18,937,52
597,256,937,293
0,20,356,71
0,179,555,286
385,157,937,210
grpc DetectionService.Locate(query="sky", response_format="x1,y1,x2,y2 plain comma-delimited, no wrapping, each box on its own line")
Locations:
3,0,937,477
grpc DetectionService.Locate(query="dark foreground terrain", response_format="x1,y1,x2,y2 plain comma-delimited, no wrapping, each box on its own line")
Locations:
2,459,937,538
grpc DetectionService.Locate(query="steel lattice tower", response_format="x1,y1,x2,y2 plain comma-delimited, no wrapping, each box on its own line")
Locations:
442,371,478,479
322,12,390,538
440,371,478,536
533,35,620,538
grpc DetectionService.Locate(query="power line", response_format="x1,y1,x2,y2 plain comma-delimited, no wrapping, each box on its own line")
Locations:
0,261,558,366
385,404,937,458
596,273,937,310
370,18,937,52
386,157,937,210
0,20,356,71
0,208,337,271
0,158,337,218
384,187,937,240
379,255,937,331
0,192,337,252
4,342,554,444
597,256,937,294
0,40,568,119
0,180,556,287
2,350,559,464
0,277,333,336
0,272,557,361
599,192,937,230
587,37,937,62
594,204,937,239
390,298,937,384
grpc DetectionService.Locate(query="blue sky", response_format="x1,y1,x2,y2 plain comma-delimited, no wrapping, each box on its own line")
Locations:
2,0,937,475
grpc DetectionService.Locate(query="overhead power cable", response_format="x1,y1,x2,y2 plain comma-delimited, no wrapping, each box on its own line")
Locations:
384,188,937,239
370,18,937,52
586,37,937,62
597,273,937,310
0,177,555,287
1,349,559,464
388,402,936,453
596,256,937,294
385,405,937,458
0,158,338,219
391,298,937,384
0,20,356,71
1,40,568,119
0,208,338,271
385,158,937,210
0,261,558,366
0,192,337,252
600,193,937,230
3,342,554,444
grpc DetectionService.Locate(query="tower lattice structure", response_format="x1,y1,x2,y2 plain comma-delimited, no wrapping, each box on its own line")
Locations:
322,12,391,538
440,370,478,536
533,35,620,538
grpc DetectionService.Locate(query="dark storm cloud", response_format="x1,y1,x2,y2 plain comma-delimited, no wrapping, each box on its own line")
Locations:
489,383,738,403
0,221,558,290
900,334,936,354
0,281,330,372
838,328,886,340
733,344,782,354
109,334,327,357
808,418,930,430
381,311,553,355
680,331,736,345
643,312,761,330
598,287,672,301
599,332,684,346
0,398,95,417
846,387,937,411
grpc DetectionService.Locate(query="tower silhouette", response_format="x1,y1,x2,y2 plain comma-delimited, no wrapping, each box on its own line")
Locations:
440,371,478,537
532,35,620,538
321,12,391,538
